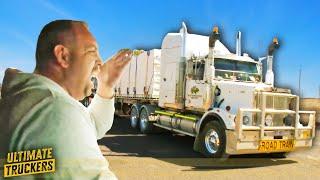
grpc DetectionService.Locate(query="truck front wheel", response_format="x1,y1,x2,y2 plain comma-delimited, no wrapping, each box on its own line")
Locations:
199,121,227,158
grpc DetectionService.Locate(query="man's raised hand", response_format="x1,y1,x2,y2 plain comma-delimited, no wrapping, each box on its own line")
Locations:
96,49,132,99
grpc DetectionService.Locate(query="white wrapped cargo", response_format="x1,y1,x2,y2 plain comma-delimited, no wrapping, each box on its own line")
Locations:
129,55,137,96
114,79,120,95
136,52,148,97
116,49,161,99
119,62,130,96
146,49,161,98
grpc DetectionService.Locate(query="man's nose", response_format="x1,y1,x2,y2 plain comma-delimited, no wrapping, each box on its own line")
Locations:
96,56,103,66
92,57,103,76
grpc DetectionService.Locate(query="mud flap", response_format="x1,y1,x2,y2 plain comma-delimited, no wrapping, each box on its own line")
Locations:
193,135,201,152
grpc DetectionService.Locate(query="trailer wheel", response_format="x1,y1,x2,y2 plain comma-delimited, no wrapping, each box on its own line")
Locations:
139,107,154,133
199,121,227,158
130,105,139,129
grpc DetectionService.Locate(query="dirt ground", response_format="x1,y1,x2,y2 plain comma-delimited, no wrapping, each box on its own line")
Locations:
101,116,320,180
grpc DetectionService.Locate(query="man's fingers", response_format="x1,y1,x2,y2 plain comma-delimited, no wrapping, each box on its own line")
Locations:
116,49,132,61
110,50,132,67
104,49,132,66
101,49,133,71
118,56,132,67
113,49,132,61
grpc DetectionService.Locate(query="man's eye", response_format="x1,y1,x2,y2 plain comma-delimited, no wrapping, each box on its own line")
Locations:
87,52,98,58
85,50,96,54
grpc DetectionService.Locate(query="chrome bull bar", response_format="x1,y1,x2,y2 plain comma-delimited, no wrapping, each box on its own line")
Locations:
235,92,316,141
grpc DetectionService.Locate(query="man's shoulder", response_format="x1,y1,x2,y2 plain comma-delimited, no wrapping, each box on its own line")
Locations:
0,82,85,133
15,74,83,111
1,82,77,114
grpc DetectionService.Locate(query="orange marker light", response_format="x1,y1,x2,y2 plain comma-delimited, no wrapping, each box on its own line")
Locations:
213,26,219,34
273,37,278,44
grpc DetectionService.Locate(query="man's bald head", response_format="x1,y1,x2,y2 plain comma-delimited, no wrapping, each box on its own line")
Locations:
35,20,88,70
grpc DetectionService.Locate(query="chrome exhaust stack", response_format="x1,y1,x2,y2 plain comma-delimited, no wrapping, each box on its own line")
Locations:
265,38,280,86
204,26,220,110
176,22,188,110
236,31,241,56
207,26,220,81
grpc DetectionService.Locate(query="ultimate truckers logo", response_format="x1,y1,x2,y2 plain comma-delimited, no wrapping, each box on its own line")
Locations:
3,148,55,177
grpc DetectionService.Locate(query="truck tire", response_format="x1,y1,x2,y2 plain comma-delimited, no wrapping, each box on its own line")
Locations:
198,121,227,158
139,107,154,133
114,102,122,116
130,105,140,129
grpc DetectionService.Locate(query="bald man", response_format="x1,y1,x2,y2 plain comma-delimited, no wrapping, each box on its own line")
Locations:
0,20,132,179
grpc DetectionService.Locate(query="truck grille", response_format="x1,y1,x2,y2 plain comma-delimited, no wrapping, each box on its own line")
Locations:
254,93,298,127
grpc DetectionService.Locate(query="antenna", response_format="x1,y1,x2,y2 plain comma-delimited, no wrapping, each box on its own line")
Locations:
298,65,302,96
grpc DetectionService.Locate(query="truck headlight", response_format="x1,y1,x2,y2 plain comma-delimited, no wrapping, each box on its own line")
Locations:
283,115,294,126
243,115,250,125
265,114,273,126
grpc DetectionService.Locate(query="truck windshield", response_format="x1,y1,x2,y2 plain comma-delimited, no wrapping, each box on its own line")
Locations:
214,58,261,82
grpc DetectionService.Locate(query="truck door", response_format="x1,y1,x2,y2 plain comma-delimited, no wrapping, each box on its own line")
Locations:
185,59,207,110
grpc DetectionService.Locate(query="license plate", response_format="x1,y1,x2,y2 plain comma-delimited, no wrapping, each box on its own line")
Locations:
258,139,295,152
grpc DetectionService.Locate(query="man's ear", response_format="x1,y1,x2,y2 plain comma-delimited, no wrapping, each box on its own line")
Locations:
53,45,71,68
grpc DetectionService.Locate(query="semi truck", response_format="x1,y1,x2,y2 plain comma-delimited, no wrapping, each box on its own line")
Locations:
114,23,316,158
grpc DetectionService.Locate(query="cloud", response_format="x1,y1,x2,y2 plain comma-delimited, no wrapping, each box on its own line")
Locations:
38,0,73,18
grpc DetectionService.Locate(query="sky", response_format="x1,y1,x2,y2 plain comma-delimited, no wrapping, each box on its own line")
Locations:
0,0,319,97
